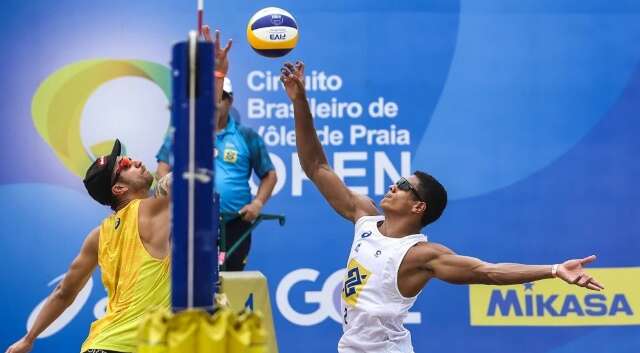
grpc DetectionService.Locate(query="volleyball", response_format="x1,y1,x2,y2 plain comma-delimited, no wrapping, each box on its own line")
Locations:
246,7,298,58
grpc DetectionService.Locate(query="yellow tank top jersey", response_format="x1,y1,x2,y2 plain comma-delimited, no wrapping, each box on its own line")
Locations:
81,199,170,353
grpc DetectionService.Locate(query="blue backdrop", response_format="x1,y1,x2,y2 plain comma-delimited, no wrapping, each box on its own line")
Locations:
1,1,639,352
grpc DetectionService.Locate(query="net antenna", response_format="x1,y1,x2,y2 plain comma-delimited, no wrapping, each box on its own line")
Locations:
197,0,204,37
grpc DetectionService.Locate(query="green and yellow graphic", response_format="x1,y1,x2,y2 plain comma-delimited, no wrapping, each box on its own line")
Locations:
31,59,170,177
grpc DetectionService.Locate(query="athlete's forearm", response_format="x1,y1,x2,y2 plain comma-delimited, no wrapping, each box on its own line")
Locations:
154,172,173,199
214,75,224,108
156,161,171,180
292,96,328,176
24,285,75,343
478,263,554,285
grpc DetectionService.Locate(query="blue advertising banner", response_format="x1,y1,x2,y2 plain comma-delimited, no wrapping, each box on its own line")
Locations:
1,1,639,352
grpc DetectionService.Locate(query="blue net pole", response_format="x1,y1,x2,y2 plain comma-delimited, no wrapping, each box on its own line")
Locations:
171,31,218,311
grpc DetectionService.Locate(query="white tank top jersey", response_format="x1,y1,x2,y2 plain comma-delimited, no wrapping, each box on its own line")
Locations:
339,215,428,353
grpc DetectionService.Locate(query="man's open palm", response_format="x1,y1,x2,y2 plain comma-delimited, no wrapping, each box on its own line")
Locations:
557,255,604,291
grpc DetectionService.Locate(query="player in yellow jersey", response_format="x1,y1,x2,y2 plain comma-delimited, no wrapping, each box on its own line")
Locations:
5,139,171,353
5,29,232,353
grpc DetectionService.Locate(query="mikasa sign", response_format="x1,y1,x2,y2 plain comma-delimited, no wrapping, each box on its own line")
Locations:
469,268,640,326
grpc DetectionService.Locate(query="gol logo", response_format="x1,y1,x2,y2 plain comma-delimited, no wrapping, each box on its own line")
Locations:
275,268,421,326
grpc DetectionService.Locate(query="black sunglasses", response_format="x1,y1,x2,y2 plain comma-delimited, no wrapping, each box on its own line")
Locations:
396,177,424,202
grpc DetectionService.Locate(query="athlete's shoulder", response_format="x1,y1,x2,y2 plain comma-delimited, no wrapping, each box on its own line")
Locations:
83,226,100,254
354,209,382,227
407,242,455,264
88,226,100,240
138,196,151,213
352,195,379,223
140,196,169,218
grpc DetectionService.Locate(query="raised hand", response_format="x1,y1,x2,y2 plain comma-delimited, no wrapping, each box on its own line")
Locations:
202,25,232,75
280,61,306,101
556,255,604,291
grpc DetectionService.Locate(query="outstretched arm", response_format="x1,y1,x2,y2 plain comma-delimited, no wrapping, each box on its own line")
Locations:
5,228,99,353
280,61,378,223
422,243,604,290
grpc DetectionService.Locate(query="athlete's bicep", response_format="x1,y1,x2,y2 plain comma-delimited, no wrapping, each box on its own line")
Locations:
57,228,99,300
423,244,489,285
310,164,378,222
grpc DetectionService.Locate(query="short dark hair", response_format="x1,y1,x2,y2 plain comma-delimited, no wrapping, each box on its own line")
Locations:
413,171,447,227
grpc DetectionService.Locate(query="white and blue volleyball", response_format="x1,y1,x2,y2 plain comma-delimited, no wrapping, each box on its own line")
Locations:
247,7,298,58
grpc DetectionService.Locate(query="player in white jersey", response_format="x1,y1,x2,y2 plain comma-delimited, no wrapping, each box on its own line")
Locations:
280,61,604,353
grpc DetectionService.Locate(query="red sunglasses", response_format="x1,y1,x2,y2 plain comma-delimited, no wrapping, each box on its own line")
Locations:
112,157,132,185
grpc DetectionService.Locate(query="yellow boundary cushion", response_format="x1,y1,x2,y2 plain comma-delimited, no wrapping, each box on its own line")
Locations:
137,271,276,353
137,307,267,353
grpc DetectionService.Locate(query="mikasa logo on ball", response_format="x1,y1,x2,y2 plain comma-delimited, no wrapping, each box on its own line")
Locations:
270,14,283,25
